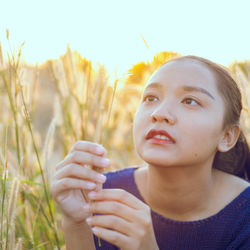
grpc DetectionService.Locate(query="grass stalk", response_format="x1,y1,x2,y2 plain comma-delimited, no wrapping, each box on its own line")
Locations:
101,79,118,145
41,117,56,184
17,82,60,249
8,178,20,226
15,238,22,250
7,177,19,250
93,77,118,247
0,72,21,169
0,127,9,247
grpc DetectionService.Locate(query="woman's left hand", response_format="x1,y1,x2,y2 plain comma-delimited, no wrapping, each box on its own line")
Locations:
85,188,159,250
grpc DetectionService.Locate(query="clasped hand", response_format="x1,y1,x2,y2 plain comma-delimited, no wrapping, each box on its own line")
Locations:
85,188,159,250
50,141,159,250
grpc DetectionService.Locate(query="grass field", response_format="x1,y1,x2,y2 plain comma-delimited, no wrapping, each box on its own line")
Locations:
0,40,249,249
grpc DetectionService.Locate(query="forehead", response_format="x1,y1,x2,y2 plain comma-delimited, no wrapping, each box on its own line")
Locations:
146,59,218,92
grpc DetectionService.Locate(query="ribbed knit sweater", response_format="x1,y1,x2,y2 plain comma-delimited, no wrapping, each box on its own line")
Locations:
94,167,250,250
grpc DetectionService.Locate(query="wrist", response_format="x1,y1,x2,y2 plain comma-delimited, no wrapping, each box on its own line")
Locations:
62,214,96,250
62,215,89,230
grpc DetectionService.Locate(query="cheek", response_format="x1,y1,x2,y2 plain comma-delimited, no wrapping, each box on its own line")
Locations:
180,113,223,147
174,118,223,165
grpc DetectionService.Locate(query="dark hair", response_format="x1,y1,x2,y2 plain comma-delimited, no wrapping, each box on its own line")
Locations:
166,55,250,181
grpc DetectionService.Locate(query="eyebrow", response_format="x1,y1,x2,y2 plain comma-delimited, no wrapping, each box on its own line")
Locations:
145,82,215,100
182,86,215,100
145,82,163,90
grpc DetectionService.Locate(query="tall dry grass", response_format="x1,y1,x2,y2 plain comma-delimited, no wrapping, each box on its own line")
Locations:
0,34,145,249
0,32,249,249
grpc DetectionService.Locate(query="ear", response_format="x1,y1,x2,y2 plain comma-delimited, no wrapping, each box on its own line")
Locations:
217,125,241,152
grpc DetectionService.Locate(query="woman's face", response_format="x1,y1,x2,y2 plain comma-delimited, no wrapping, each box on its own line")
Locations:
133,59,226,168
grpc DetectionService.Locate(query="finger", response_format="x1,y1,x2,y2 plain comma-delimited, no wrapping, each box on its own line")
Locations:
86,215,131,236
70,141,107,156
88,188,147,210
55,151,110,170
91,226,130,248
85,201,137,223
88,214,149,244
54,163,106,184
50,177,97,198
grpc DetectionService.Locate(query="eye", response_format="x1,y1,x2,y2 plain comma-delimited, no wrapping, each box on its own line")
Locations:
143,95,158,103
182,97,200,106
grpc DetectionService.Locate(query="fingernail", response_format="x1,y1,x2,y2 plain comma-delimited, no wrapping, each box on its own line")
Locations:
88,191,97,198
101,158,110,167
86,217,91,224
97,174,106,182
87,182,96,189
96,147,104,154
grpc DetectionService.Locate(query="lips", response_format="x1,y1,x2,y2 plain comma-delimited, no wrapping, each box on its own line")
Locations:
146,129,176,143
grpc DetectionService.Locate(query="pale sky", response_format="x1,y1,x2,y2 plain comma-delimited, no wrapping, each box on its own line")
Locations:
1,0,250,74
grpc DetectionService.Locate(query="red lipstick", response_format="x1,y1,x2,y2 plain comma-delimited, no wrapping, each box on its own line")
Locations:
146,129,175,145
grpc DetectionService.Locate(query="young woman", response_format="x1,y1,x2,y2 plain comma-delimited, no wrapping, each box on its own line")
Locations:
51,55,250,250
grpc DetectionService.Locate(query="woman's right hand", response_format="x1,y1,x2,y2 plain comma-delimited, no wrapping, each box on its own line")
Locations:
50,141,110,224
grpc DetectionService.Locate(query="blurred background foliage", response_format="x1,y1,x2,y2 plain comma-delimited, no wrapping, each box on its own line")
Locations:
0,40,249,249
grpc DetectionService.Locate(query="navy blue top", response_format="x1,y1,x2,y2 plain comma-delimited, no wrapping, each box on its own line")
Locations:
94,167,250,249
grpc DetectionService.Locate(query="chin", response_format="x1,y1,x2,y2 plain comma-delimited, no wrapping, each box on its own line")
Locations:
139,152,174,168
135,143,180,166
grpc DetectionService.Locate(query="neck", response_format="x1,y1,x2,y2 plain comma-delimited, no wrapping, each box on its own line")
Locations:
142,161,217,220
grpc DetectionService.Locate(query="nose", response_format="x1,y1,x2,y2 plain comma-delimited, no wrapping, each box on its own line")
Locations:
151,103,176,125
